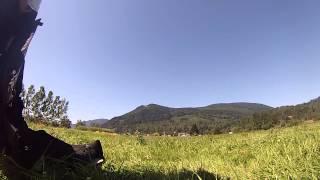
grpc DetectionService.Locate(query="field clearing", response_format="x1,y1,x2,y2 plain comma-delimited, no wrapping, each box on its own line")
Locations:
1,122,320,179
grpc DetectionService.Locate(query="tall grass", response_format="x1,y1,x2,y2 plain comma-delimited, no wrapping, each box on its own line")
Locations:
75,125,115,134
1,122,320,179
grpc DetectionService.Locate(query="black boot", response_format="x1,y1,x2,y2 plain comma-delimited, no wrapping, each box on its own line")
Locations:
72,140,105,165
6,129,105,170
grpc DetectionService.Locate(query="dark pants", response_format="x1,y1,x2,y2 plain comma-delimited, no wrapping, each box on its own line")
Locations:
0,0,19,153
0,0,36,152
0,0,75,170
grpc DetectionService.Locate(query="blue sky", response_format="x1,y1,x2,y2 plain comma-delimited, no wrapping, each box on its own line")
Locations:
25,0,320,122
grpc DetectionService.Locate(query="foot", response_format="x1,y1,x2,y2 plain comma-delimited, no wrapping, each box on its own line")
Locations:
5,130,105,170
72,140,105,166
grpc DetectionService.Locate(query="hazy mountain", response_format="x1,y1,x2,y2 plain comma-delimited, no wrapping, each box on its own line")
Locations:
85,118,109,126
102,103,272,134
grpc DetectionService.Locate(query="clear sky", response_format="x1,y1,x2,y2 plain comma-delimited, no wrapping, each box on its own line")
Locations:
24,0,320,122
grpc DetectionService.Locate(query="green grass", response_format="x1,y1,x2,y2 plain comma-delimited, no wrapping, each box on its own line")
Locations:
1,122,320,179
75,125,115,133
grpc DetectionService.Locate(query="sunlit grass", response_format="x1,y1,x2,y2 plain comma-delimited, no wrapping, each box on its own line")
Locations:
1,122,320,179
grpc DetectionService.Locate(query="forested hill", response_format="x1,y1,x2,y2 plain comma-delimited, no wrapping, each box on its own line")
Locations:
84,119,109,126
101,103,272,134
239,97,320,131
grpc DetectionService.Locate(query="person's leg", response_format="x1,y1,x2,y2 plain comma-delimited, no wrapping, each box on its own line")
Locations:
0,6,36,155
0,0,20,155
0,8,75,169
0,2,66,167
1,5,104,171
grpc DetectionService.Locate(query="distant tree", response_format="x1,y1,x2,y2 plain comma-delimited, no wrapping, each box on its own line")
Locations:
190,124,200,135
76,120,86,127
213,128,222,135
60,116,72,128
90,122,101,128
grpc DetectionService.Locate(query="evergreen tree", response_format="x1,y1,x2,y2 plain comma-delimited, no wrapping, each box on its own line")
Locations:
22,85,71,128
23,85,35,118
190,124,200,135
43,91,54,121
51,96,61,123
31,86,46,119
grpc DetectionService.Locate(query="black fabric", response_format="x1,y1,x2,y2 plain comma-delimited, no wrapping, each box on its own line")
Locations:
0,0,19,53
0,7,42,153
2,11,38,130
0,7,76,169
0,4,104,171
0,0,20,153
0,11,37,153
0,0,45,155
8,130,75,169
72,140,105,163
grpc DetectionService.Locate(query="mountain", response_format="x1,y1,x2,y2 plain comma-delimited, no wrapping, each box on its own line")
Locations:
85,119,109,126
102,103,272,134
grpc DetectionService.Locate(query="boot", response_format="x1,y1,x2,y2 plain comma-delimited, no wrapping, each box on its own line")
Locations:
6,129,105,170
72,140,105,165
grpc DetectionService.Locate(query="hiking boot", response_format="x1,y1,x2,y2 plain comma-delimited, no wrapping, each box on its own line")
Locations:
4,129,74,169
5,129,105,170
72,140,105,166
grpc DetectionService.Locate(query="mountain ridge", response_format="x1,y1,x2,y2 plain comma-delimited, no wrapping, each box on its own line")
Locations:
102,102,272,134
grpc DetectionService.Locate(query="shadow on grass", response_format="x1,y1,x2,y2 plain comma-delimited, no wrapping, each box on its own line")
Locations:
1,157,229,180
103,168,228,180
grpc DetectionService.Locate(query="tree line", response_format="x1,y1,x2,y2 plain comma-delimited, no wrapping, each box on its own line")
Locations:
21,85,71,128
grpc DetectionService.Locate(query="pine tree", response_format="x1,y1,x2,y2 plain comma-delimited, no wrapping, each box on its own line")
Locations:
42,91,54,121
23,85,35,119
190,124,200,135
31,86,46,119
51,96,61,124
22,85,71,128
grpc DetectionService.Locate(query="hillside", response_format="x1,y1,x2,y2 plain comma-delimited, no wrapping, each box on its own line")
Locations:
239,97,320,130
84,119,109,126
102,103,272,134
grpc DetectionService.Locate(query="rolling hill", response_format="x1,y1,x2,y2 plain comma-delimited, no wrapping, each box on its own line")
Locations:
102,103,272,134
84,119,109,126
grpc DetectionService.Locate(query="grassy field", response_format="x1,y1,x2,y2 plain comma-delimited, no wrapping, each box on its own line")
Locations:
1,122,320,179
